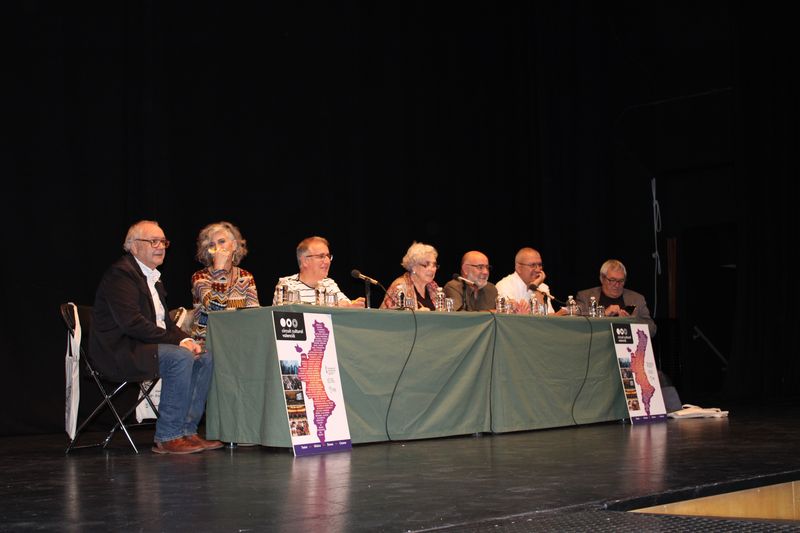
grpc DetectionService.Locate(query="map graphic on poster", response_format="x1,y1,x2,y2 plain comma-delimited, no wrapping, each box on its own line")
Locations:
610,322,667,423
273,310,352,456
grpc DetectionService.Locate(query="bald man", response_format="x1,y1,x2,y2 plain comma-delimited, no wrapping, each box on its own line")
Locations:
495,247,559,315
443,251,498,311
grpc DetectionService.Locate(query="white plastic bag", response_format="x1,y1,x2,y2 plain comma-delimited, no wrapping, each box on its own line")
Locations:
65,303,81,439
667,404,729,419
136,380,162,422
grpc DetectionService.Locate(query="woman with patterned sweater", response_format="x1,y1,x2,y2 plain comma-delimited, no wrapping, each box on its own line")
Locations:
190,221,260,344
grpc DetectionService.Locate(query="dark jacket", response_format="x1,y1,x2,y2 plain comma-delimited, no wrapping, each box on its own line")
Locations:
575,286,657,337
90,254,186,382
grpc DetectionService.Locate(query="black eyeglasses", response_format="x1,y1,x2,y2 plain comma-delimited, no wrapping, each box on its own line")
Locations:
136,238,170,248
465,264,492,271
516,262,542,268
603,275,625,285
305,253,333,261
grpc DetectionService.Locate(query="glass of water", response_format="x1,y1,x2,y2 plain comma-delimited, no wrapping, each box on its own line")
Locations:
287,290,301,305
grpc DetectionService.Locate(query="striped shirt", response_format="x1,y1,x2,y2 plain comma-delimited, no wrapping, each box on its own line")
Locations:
272,274,351,305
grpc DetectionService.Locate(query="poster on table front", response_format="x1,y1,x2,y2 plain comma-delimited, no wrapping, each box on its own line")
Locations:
611,322,667,423
272,310,352,456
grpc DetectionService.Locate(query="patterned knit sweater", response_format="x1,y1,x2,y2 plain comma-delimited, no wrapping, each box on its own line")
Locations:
190,266,259,342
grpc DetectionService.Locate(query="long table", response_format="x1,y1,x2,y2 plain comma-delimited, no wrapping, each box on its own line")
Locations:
205,305,630,447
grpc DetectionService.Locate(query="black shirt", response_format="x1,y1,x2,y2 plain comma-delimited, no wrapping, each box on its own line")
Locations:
415,287,435,310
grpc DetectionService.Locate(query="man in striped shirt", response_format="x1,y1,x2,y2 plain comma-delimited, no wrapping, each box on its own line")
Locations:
273,236,365,307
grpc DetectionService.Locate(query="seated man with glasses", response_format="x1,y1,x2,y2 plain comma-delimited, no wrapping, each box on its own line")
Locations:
91,220,221,454
576,259,656,336
443,251,498,311
495,247,561,315
273,236,364,307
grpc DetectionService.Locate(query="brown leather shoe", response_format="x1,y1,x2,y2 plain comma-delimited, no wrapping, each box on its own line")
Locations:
186,434,224,450
152,436,205,454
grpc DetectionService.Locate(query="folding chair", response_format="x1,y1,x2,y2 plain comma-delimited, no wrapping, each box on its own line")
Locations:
60,302,161,454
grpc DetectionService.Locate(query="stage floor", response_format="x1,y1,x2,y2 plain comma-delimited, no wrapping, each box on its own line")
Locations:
2,399,799,532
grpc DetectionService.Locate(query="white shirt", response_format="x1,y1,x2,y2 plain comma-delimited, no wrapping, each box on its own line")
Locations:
495,271,555,314
134,257,166,329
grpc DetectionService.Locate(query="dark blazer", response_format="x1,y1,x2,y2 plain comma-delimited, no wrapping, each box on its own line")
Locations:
575,286,657,337
90,254,187,382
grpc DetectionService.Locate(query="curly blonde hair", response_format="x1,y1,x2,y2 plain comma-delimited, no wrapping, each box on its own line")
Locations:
195,221,249,266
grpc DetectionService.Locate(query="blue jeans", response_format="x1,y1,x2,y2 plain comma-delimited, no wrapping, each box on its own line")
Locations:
153,344,213,443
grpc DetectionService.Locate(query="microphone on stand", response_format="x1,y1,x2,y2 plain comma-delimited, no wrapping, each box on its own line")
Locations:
528,283,564,306
351,269,380,286
453,273,476,287
453,273,474,312
351,269,386,309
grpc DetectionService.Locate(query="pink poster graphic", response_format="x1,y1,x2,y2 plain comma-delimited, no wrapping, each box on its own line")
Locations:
610,322,667,423
273,310,352,456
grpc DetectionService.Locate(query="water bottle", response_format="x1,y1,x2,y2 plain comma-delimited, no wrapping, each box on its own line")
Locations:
567,295,578,316
275,283,285,306
537,295,547,316
315,285,326,306
434,287,446,311
496,295,508,314
275,282,290,305
589,296,598,318
396,284,406,310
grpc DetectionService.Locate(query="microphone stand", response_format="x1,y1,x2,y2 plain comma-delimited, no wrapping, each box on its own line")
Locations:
363,280,371,309
461,281,469,311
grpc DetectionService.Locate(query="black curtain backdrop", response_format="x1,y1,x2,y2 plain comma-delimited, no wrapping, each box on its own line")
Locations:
4,2,795,436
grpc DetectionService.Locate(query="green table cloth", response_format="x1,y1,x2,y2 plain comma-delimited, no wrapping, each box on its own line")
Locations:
205,305,630,446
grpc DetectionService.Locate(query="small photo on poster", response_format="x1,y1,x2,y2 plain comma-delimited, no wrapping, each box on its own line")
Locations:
289,415,310,437
282,374,302,391
280,359,299,375
285,389,306,407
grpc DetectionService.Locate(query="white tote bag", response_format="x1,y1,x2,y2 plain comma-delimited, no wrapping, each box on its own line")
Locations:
65,303,81,439
136,380,161,422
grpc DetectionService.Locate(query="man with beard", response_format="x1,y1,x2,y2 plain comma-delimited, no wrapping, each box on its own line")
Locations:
444,250,498,311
